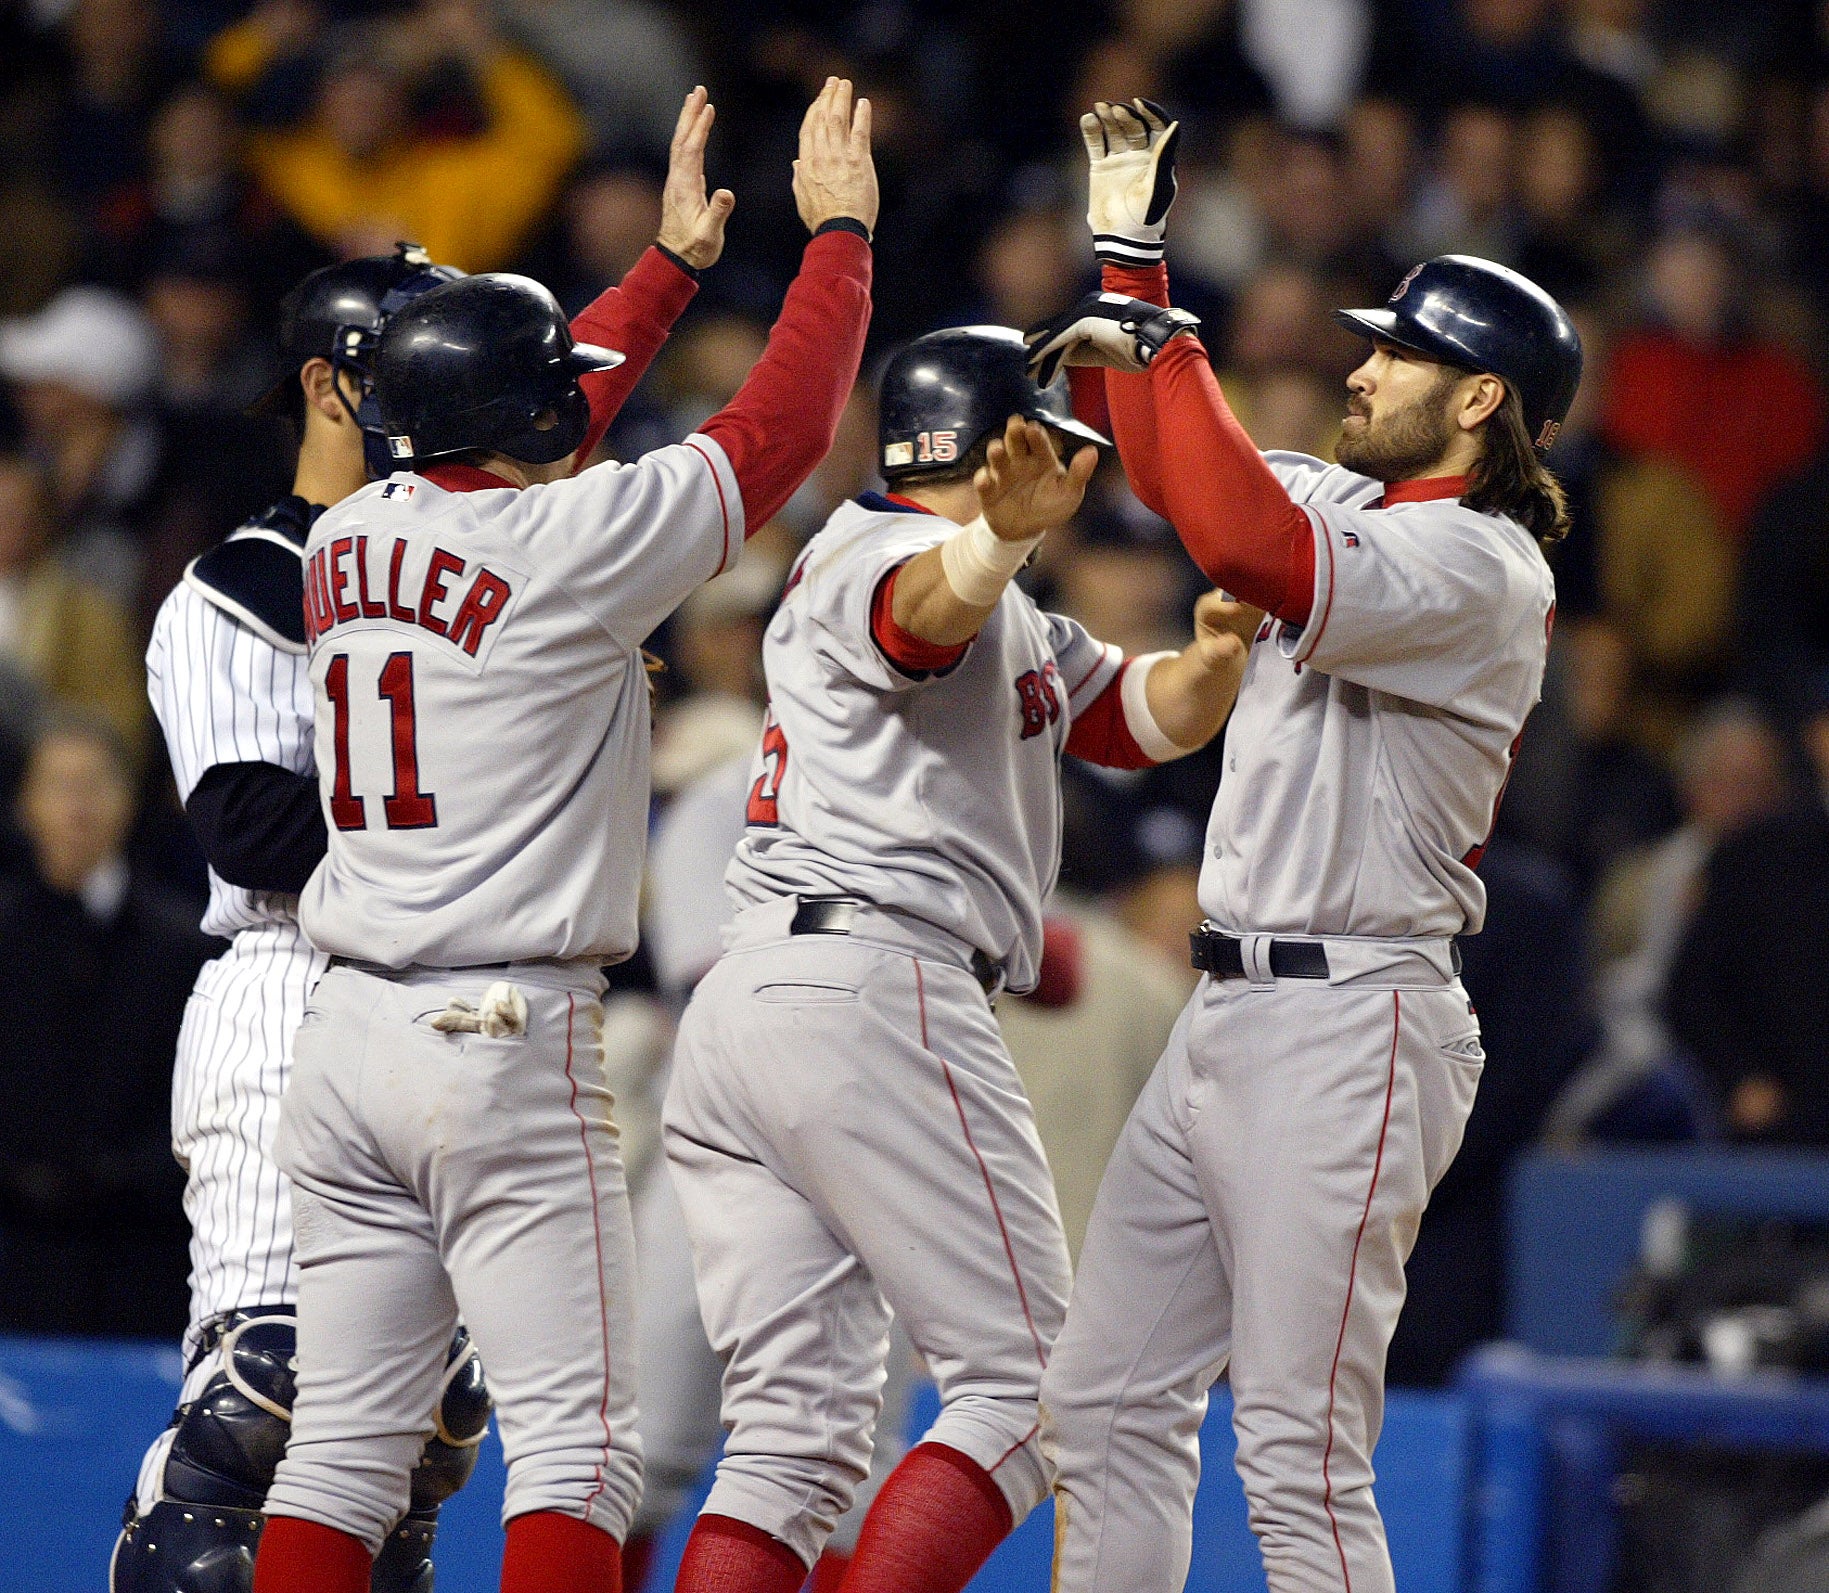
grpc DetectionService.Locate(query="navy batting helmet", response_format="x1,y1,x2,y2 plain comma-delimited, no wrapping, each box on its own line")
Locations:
371,274,624,468
249,242,463,428
1333,256,1582,452
878,326,1108,481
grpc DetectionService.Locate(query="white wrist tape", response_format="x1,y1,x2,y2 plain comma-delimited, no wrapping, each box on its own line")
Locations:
1122,650,1191,762
939,515,1040,607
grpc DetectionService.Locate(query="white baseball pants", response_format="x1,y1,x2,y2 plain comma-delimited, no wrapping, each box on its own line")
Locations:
1042,948,1482,1593
170,925,327,1359
267,961,642,1554
665,898,1072,1567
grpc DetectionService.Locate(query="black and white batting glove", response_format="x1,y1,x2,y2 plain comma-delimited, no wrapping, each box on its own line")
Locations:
1083,98,1180,268
1024,293,1202,388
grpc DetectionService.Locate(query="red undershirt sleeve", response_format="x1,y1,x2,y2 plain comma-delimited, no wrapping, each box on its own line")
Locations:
1099,262,1172,519
1064,662,1155,769
870,562,969,674
568,246,699,464
1147,337,1315,625
701,228,873,534
1066,367,1111,441
1095,262,1315,624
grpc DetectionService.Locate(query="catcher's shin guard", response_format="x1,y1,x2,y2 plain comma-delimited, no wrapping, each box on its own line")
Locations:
371,1330,493,1593
114,1315,491,1593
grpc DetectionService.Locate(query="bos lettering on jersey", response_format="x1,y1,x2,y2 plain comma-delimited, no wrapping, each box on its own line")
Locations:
302,534,522,670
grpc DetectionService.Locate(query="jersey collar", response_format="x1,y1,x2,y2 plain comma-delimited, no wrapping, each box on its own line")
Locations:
1377,475,1468,507
858,489,938,516
420,462,518,493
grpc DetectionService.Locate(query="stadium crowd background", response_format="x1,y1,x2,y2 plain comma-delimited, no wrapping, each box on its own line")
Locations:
0,0,1826,1399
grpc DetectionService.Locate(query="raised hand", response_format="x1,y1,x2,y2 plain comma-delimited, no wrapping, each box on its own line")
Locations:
657,86,736,271
1082,97,1180,266
793,77,878,237
975,417,1098,544
1024,293,1202,388
1189,591,1265,669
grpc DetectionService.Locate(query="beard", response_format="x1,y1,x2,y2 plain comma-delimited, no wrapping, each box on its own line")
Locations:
1334,368,1460,481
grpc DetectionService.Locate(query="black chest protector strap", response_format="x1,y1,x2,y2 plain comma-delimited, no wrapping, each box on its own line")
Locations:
183,497,321,656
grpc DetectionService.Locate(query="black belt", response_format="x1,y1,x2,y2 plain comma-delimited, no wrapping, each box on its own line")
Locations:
1188,925,1461,981
789,897,1006,999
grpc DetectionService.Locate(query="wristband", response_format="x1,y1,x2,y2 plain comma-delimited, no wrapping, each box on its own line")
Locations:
939,515,1039,607
1121,650,1190,761
653,242,702,280
814,217,873,242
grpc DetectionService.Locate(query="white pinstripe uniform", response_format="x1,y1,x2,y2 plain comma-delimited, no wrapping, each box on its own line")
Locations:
145,542,326,1357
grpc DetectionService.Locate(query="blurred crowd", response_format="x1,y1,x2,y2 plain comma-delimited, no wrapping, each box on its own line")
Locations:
0,0,1827,1382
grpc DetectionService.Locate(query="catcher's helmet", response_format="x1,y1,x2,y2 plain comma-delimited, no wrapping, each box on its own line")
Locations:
371,274,624,468
248,241,463,427
878,325,1108,480
1333,255,1582,452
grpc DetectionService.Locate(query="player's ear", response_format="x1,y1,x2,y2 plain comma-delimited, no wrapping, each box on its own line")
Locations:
1459,373,1506,433
300,358,347,423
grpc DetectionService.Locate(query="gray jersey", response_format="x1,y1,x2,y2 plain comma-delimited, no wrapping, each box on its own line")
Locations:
725,497,1121,991
1201,453,1554,940
147,578,314,941
299,440,743,968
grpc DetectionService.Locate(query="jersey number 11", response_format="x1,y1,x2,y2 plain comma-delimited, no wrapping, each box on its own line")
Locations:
324,651,439,831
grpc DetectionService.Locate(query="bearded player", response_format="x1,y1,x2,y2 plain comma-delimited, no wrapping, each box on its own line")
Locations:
120,89,728,1593
662,326,1258,1593
1024,101,1579,1592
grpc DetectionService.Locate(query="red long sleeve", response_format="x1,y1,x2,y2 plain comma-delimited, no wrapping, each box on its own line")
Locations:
1100,263,1171,518
1148,337,1315,624
701,228,873,533
1064,664,1154,769
568,246,699,465
1097,262,1314,624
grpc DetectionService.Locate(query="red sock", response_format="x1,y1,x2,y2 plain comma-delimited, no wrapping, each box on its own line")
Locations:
836,1443,1013,1593
252,1516,370,1593
501,1510,622,1593
674,1513,808,1593
622,1532,657,1593
805,1547,850,1593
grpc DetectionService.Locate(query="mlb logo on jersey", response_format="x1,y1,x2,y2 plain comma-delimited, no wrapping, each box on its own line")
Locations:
381,481,417,500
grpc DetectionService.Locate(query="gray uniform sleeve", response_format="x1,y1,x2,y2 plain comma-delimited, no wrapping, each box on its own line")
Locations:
1042,611,1124,714
801,519,955,691
1279,502,1548,711
510,431,745,647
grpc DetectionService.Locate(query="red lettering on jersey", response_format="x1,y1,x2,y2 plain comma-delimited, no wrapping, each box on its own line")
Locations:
446,569,512,658
328,537,358,624
418,548,465,637
309,549,335,640
386,539,416,623
354,535,386,619
301,552,320,644
746,714,789,825
1015,663,1063,738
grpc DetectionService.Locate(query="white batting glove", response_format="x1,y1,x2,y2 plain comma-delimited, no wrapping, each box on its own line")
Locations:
1024,293,1202,388
1083,98,1181,268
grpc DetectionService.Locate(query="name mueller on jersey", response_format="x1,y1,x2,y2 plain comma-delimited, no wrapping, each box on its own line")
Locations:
302,496,519,667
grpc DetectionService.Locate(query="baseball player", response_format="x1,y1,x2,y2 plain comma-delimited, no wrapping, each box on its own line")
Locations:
122,88,731,1593
663,326,1261,1593
248,78,875,1593
1023,101,1582,1593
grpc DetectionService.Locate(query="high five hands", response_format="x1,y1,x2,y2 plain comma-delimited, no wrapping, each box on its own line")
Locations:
794,77,879,238
976,417,1099,544
656,87,737,272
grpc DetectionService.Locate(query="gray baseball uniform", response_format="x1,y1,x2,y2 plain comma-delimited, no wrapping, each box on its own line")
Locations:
666,493,1143,1566
265,438,743,1554
1043,458,1553,1593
